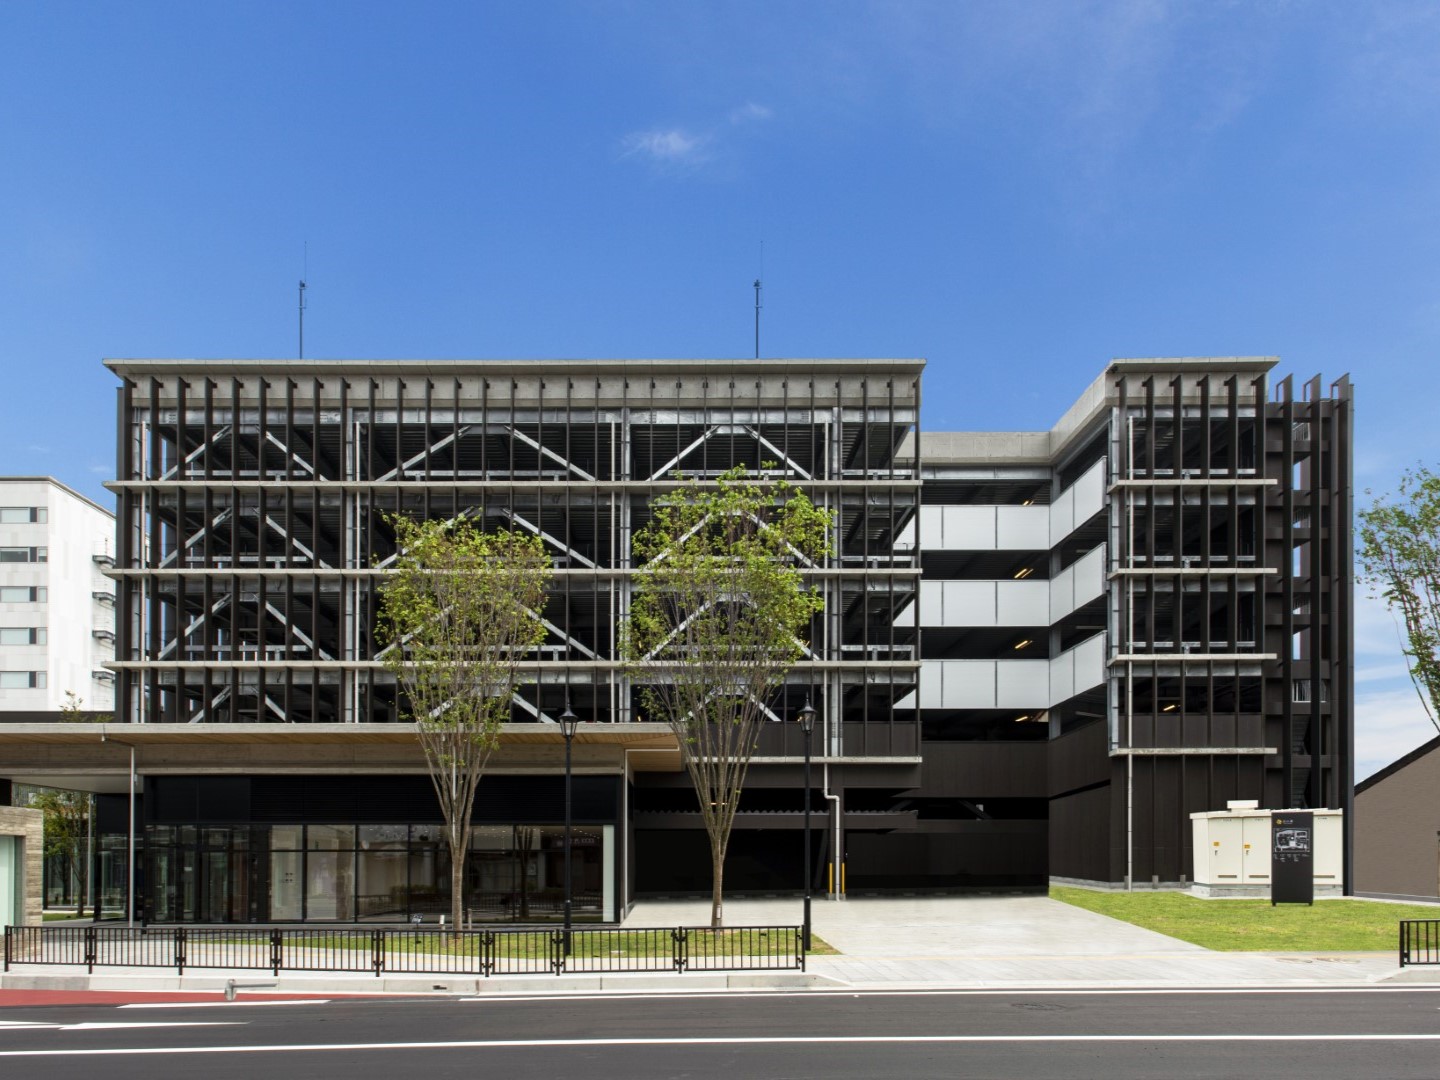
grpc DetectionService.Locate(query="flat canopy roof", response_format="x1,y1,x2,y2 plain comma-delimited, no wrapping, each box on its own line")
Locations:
0,722,679,748
105,357,927,378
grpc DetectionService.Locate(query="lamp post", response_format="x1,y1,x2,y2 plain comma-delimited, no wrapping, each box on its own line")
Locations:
558,700,579,955
797,696,816,952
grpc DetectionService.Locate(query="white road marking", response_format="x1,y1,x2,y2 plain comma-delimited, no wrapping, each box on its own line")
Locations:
60,1022,246,1031
0,1021,243,1033
458,985,1440,1004
118,1000,331,1009
4,1033,1440,1057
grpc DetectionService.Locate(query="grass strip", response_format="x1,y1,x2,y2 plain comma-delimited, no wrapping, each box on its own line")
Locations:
1051,885,1439,952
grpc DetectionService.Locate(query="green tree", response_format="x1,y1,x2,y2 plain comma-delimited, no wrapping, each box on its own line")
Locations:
27,787,90,915
624,467,832,927
23,693,108,917
1359,466,1440,733
376,515,552,930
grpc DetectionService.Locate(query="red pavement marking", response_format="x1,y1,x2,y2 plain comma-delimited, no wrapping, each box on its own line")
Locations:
0,989,337,1007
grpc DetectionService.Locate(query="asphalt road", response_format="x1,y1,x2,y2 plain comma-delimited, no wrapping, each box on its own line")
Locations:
2,987,1440,1079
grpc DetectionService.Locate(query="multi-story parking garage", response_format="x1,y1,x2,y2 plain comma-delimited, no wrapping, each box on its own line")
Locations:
0,355,1354,922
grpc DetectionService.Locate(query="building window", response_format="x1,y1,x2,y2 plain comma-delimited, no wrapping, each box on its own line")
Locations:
0,627,45,645
0,670,46,689
0,507,45,524
0,547,45,563
0,586,45,603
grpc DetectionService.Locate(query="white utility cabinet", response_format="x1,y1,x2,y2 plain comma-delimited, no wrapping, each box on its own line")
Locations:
1190,802,1344,897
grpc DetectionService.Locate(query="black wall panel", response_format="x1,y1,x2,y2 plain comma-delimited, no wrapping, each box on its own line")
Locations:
145,774,620,825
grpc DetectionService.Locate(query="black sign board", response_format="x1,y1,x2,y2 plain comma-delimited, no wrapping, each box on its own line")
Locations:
1271,812,1314,906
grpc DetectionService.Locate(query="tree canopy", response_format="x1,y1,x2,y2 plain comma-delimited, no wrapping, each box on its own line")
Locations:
1359,466,1440,733
376,514,552,928
625,467,832,926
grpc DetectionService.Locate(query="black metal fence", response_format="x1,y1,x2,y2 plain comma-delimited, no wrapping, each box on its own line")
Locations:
1400,920,1440,967
4,924,804,978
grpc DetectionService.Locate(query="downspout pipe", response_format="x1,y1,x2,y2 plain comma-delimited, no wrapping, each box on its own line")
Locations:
127,743,136,927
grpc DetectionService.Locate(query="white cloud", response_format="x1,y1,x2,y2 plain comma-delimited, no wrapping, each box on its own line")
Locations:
1354,591,1439,779
620,127,711,166
728,102,772,124
1356,591,1412,661
1356,685,1437,780
619,102,771,172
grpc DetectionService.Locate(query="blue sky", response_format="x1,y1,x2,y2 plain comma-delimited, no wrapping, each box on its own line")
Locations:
2,1,1438,774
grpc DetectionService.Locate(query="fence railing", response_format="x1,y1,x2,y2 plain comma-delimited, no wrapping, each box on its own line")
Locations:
4,924,804,978
1400,920,1440,967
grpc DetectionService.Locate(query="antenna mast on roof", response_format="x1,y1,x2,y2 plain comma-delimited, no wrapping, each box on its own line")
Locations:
753,241,763,359
753,278,762,359
298,242,308,359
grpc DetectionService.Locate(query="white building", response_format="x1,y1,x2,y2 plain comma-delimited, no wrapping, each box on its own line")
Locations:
0,478,115,718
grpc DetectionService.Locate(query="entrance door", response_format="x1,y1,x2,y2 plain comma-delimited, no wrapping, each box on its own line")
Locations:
150,848,196,922
199,851,230,922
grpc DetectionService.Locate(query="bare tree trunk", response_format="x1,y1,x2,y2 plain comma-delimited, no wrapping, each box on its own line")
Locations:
710,844,725,928
451,842,465,933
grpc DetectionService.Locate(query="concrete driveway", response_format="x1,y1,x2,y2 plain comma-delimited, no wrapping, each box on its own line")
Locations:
627,894,1404,987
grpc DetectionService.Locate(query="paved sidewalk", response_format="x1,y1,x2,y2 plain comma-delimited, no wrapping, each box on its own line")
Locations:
1,895,1428,996
628,895,1417,988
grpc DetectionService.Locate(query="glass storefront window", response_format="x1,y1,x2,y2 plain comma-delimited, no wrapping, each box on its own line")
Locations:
359,825,407,849
470,825,511,851
407,843,449,918
124,820,613,924
270,850,302,920
357,850,406,919
410,824,443,844
306,824,355,851
304,849,355,920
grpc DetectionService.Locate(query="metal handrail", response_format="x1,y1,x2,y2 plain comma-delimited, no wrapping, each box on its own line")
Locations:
1400,919,1440,967
4,923,804,978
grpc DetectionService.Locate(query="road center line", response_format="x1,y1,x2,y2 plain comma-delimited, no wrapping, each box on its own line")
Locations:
5,1033,1440,1057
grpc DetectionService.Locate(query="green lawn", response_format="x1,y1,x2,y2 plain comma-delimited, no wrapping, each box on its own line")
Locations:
1050,886,1439,952
806,934,839,955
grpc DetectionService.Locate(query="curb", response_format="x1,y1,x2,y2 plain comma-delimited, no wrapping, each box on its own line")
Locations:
0,969,846,996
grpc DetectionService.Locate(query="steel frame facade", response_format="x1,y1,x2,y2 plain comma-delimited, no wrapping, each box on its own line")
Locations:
108,360,922,748
1099,361,1354,886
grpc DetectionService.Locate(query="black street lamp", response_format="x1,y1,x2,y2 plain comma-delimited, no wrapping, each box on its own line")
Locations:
796,696,816,952
558,700,579,955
